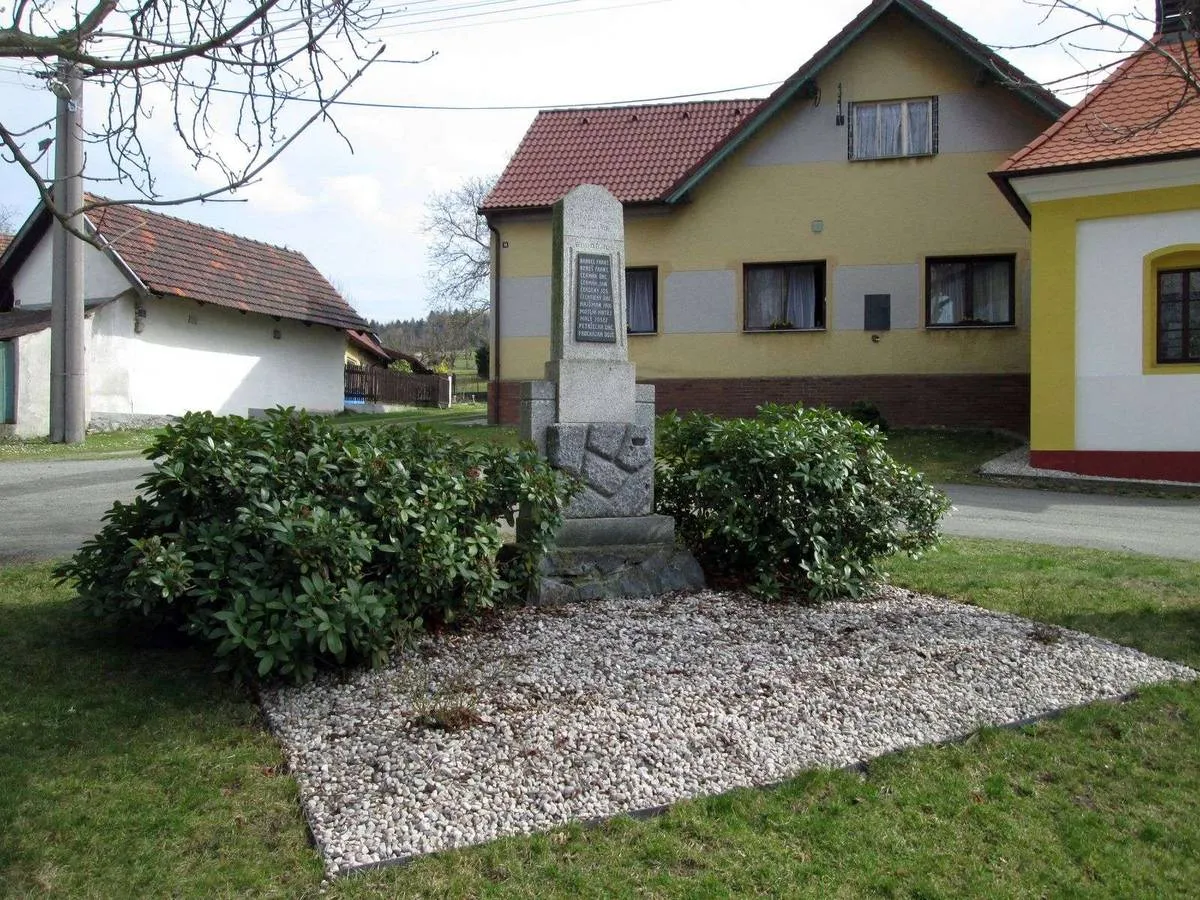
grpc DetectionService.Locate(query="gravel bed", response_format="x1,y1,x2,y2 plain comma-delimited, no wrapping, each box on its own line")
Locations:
260,587,1195,875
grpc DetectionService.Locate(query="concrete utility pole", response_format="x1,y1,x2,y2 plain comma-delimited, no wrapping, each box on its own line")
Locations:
49,60,86,444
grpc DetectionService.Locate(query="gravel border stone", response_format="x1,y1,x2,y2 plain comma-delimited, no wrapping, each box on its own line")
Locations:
260,587,1195,875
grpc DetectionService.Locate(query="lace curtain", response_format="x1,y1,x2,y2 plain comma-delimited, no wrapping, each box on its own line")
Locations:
852,103,878,159
852,98,932,158
626,269,656,333
929,262,967,324
907,100,931,155
972,260,1011,323
746,265,819,329
929,259,1011,325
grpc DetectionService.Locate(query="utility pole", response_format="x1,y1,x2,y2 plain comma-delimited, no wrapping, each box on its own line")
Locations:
49,61,86,444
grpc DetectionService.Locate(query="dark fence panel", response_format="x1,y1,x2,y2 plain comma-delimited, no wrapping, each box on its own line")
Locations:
344,366,450,407
452,373,488,403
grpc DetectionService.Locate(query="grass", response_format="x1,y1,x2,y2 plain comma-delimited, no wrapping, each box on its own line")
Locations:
0,404,518,463
0,406,1010,483
334,402,488,427
884,428,1023,484
3,539,1199,897
0,428,161,462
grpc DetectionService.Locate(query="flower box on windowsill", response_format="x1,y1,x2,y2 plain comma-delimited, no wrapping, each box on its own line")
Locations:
743,326,827,333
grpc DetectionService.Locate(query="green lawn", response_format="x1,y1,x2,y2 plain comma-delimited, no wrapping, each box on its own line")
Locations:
0,405,509,463
334,402,489,427
0,428,162,462
3,539,1199,897
884,428,1023,485
0,410,1012,485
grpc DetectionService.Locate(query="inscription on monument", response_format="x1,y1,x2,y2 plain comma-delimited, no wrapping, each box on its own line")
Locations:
574,253,616,343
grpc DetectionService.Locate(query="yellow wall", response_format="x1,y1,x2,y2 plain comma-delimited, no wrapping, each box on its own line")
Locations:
493,10,1053,382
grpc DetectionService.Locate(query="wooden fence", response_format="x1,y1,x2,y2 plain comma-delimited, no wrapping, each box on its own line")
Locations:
344,366,451,408
451,373,488,404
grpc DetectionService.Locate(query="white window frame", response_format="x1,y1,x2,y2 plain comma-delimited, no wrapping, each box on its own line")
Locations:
849,97,936,161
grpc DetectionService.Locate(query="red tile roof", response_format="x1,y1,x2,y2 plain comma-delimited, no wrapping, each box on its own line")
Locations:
84,197,368,331
346,328,392,365
0,234,11,257
999,37,1200,175
482,100,761,212
483,0,1065,214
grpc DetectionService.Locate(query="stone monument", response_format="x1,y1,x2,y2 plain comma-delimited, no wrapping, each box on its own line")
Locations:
517,184,704,603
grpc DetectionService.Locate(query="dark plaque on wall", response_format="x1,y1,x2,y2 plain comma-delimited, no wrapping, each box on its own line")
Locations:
574,253,617,343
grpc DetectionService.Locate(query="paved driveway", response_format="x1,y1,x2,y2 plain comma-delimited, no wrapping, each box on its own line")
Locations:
2,457,1198,564
0,457,148,563
941,484,1200,562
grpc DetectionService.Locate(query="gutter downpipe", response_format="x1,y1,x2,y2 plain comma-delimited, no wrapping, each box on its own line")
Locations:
487,216,502,425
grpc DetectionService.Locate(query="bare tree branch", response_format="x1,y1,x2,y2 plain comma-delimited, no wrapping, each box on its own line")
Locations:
0,0,412,242
422,174,497,322
995,0,1200,143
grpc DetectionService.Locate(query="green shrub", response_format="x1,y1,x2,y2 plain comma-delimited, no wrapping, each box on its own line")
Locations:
656,403,949,601
54,409,573,683
388,358,413,374
846,399,889,432
475,344,490,378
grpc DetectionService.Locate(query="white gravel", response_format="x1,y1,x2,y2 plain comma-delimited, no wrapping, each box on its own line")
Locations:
260,587,1195,875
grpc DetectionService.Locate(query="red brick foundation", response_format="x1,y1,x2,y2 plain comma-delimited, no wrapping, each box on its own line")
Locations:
492,374,1029,434
1031,450,1200,483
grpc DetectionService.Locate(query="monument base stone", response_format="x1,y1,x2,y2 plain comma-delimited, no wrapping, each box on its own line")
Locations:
531,543,706,606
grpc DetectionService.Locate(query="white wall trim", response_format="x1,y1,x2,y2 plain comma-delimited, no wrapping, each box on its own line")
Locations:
1011,158,1200,206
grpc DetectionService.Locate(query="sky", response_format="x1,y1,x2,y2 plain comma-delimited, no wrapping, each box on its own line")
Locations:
0,0,1158,323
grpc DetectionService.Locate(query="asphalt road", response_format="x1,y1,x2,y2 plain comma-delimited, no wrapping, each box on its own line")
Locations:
1,457,1197,563
941,484,1200,561
0,457,148,563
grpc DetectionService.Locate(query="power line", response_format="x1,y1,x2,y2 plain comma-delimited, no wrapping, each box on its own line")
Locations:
193,78,783,111
376,0,670,36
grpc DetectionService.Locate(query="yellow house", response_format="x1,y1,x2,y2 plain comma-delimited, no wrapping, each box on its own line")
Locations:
482,0,1065,429
993,5,1200,482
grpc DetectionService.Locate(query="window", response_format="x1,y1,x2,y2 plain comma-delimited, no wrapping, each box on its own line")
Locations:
625,267,657,334
926,255,1015,327
849,97,936,160
743,262,826,331
1157,268,1200,363
0,340,13,424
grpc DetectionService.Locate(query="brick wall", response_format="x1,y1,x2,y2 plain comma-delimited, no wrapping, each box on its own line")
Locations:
490,374,1030,434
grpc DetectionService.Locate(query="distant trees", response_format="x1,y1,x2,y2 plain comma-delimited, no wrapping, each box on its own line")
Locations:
371,310,488,369
0,204,15,235
422,175,496,321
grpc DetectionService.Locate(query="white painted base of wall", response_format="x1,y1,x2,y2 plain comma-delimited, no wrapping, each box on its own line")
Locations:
1076,210,1200,452
12,297,345,437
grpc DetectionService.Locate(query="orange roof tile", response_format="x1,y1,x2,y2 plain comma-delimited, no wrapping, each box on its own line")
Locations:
80,197,368,331
482,100,761,212
1000,37,1200,174
0,234,11,257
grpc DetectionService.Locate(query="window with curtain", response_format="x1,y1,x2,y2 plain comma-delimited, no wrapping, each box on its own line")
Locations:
626,267,657,334
850,97,936,160
926,256,1015,327
1157,267,1200,363
743,262,826,331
